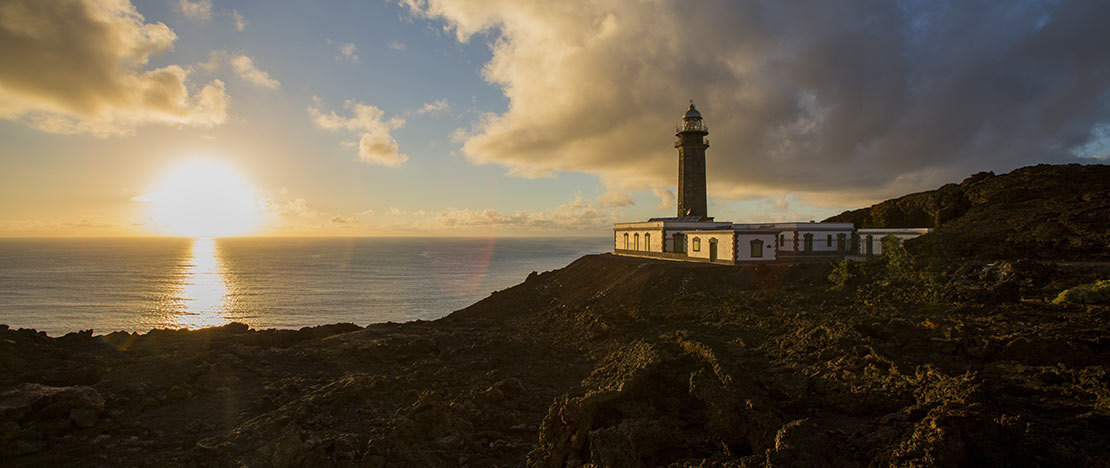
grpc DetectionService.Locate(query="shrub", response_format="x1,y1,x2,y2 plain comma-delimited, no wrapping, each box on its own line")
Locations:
1052,280,1110,305
828,260,854,292
853,235,944,304
881,235,916,284
828,259,870,293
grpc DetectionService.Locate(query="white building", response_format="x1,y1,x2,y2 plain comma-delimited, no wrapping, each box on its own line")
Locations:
857,228,934,256
740,222,855,258
613,217,731,258
682,227,779,263
612,104,932,264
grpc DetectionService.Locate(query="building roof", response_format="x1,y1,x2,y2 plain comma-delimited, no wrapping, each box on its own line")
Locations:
732,222,854,231
857,228,933,234
648,216,706,222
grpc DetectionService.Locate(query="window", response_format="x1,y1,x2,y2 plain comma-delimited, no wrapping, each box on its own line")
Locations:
779,234,784,247
634,233,639,250
827,234,832,247
645,233,651,251
751,239,763,258
804,233,813,252
692,237,701,252
623,233,629,249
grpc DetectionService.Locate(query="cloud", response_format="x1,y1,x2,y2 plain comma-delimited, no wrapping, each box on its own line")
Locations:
389,207,402,215
265,198,321,217
178,0,212,21
598,191,633,207
64,219,117,229
359,209,375,216
771,195,791,211
388,40,407,51
652,188,675,211
436,193,614,230
413,99,449,116
330,215,356,225
0,0,228,136
308,97,409,167
340,43,359,62
202,50,280,89
231,10,247,31
327,40,359,63
404,0,1110,205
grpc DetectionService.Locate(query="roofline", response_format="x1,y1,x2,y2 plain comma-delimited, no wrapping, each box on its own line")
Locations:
684,229,740,234
857,228,933,233
613,221,731,229
732,222,854,229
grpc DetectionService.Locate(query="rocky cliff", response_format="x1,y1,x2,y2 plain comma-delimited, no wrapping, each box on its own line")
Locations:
824,164,1110,260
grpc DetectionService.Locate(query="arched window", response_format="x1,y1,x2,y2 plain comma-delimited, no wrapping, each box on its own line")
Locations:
634,233,640,250
751,239,763,258
826,234,832,247
645,233,651,251
623,233,629,250
692,237,701,252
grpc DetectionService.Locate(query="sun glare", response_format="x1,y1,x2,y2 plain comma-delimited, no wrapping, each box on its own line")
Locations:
140,160,262,237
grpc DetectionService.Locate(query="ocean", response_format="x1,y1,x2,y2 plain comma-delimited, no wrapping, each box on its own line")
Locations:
0,237,612,336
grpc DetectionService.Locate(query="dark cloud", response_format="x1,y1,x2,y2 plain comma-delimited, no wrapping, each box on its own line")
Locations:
407,0,1110,202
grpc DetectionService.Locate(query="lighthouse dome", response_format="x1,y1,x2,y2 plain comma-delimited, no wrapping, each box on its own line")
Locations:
683,103,702,120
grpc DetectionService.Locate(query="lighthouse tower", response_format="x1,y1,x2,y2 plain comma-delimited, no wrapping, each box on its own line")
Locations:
675,102,709,220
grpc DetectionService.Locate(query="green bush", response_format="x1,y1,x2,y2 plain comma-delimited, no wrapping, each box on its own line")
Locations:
881,234,915,284
852,235,944,304
828,260,857,292
1052,280,1110,305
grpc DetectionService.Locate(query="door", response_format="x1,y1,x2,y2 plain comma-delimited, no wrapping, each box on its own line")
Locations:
709,239,718,262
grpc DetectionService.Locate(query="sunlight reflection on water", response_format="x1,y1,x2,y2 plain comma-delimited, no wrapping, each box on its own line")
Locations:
0,237,614,335
172,238,232,329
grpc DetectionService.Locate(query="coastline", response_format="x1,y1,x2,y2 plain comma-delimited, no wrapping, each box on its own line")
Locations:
3,253,1109,466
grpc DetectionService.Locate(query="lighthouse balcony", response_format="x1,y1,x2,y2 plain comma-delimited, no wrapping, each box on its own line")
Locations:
675,136,709,147
676,121,708,133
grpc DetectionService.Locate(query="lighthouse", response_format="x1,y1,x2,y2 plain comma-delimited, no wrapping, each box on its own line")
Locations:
676,102,709,219
612,102,930,263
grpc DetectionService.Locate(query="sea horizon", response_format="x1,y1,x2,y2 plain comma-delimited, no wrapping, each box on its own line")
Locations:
0,237,612,337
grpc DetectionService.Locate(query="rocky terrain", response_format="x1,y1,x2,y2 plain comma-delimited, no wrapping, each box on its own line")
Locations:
3,163,1109,466
825,164,1110,260
2,252,1109,467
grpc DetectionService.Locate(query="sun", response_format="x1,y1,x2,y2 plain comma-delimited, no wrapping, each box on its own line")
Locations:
139,160,263,237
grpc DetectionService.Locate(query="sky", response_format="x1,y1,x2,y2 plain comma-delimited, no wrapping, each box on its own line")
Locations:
1,0,1108,237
